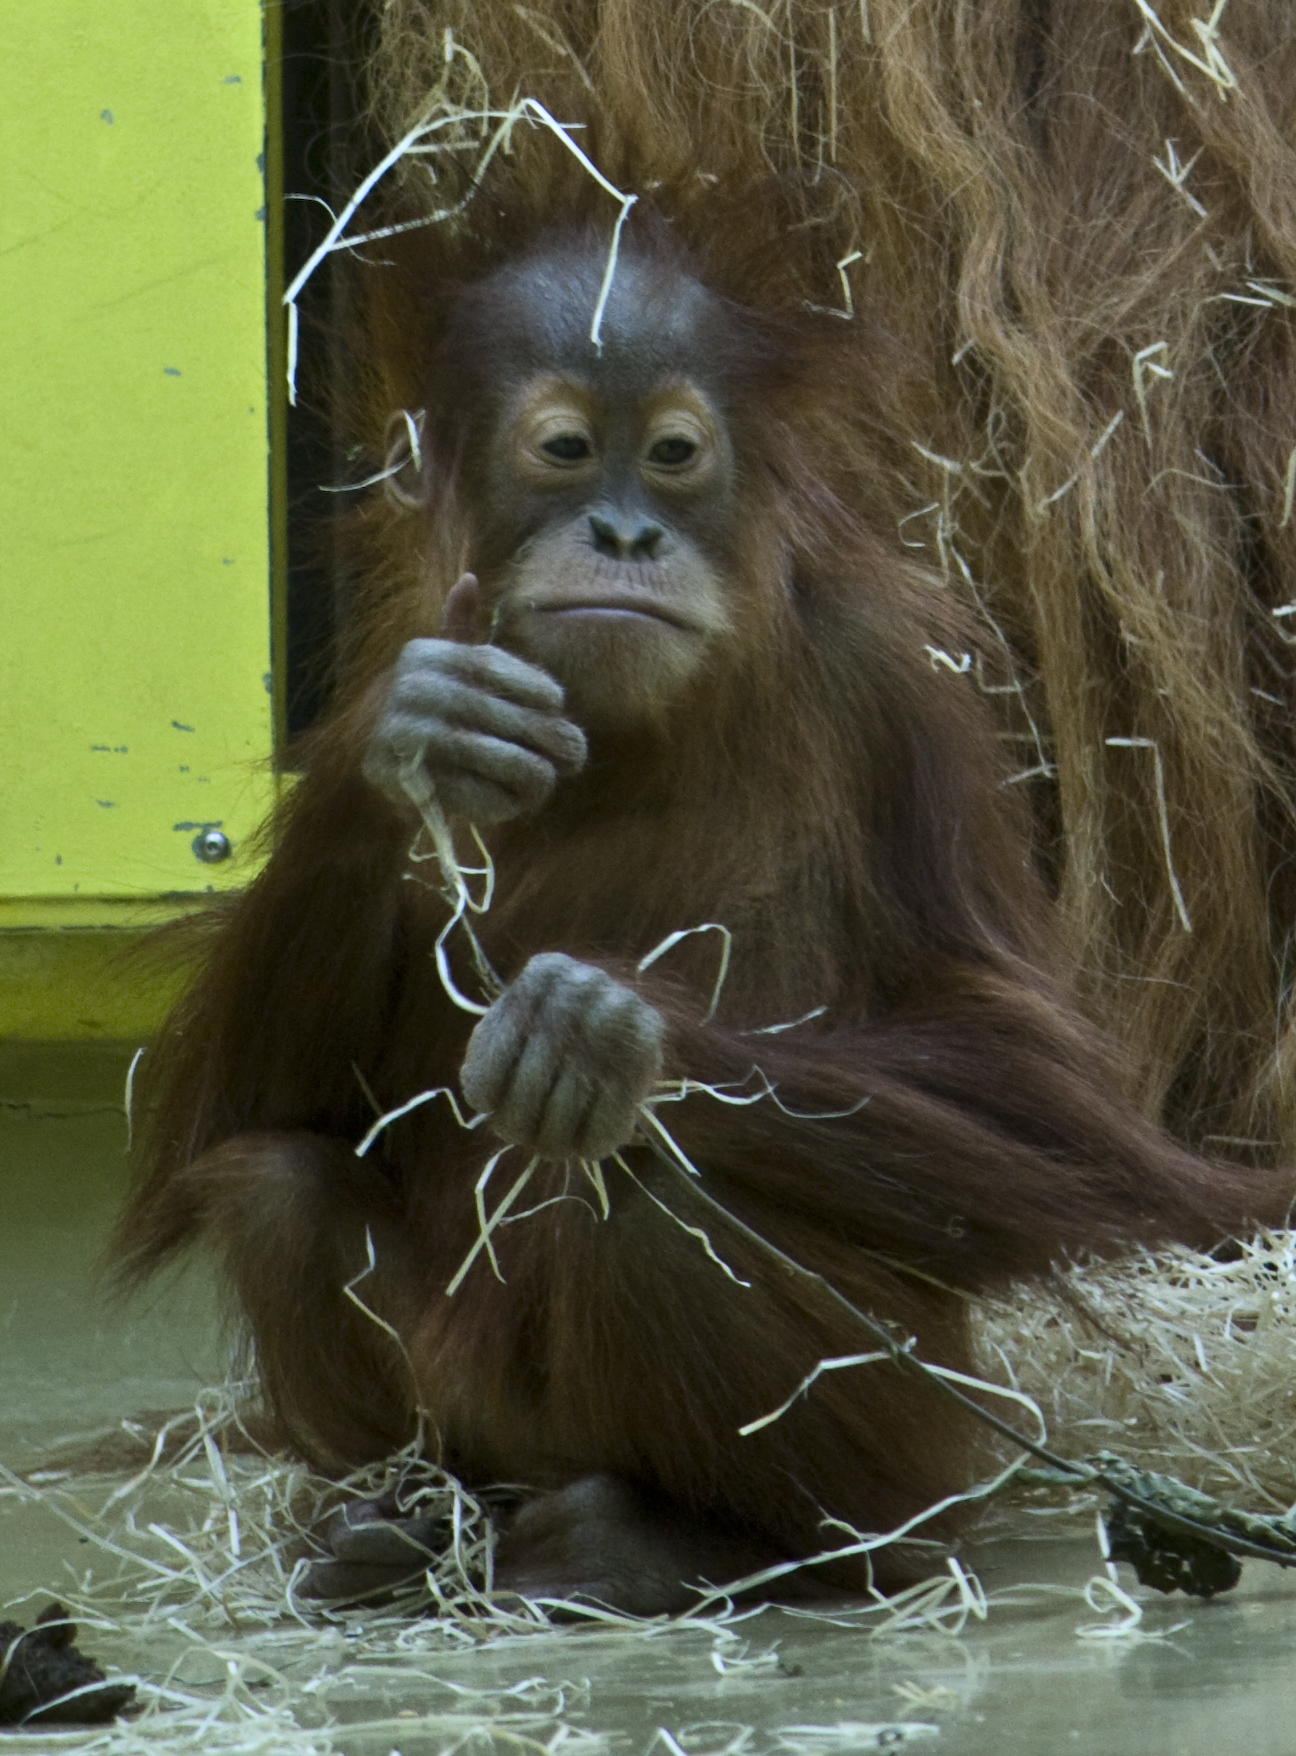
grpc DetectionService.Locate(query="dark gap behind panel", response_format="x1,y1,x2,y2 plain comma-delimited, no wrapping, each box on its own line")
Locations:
279,0,377,745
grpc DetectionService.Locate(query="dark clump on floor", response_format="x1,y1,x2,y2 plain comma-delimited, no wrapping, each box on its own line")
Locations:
1103,1502,1243,1599
0,1602,135,1726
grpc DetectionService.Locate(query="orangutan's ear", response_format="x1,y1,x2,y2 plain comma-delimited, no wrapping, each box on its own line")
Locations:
381,408,430,511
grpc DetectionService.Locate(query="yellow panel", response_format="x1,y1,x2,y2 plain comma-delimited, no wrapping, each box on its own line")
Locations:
0,1,275,901
0,930,190,1043
0,899,208,932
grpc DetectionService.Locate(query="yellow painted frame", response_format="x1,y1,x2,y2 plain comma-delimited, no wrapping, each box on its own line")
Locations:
0,2,283,1042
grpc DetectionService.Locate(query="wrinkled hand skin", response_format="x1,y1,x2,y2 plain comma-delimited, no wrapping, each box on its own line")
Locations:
300,1477,779,1617
462,952,666,1160
493,1475,778,1617
297,1495,444,1604
362,574,587,824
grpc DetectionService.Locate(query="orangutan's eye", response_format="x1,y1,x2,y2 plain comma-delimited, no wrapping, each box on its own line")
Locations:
542,434,593,463
647,436,697,467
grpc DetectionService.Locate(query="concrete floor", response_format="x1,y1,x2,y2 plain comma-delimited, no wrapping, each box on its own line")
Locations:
3,1047,1295,1754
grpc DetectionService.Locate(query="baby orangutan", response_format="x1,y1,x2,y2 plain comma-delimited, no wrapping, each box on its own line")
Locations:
114,237,1273,1615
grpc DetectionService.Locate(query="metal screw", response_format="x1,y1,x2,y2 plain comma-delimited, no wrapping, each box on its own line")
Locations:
193,829,232,864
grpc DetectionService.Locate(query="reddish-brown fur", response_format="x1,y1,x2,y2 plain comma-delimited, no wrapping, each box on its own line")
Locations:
112,224,1280,1600
363,0,1296,1162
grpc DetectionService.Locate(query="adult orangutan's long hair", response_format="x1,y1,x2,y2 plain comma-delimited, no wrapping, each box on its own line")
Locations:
348,0,1296,1164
